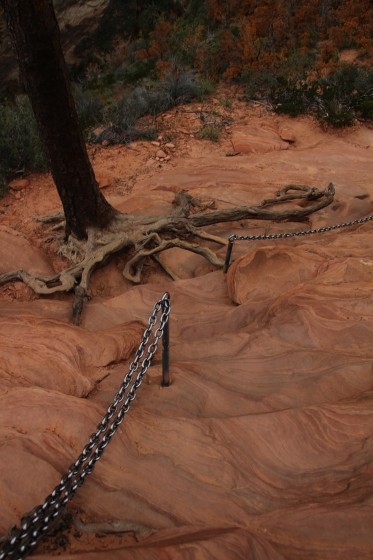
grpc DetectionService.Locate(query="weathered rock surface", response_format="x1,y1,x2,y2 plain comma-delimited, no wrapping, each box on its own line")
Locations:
0,226,54,276
231,124,290,154
0,316,144,394
1,115,373,559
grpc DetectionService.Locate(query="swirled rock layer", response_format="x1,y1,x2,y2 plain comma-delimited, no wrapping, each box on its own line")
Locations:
0,115,373,559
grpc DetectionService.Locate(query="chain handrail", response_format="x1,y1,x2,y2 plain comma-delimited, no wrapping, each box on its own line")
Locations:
0,292,171,560
224,214,373,272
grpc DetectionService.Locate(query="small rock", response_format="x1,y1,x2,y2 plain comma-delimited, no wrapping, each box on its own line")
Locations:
164,155,171,161
146,366,162,384
157,135,163,141
14,192,21,200
9,178,30,191
156,149,167,159
279,127,296,143
102,140,109,147
96,175,112,189
165,143,175,149
151,141,161,147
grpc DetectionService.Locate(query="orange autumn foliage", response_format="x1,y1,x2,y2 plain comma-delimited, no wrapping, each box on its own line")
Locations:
130,1,372,82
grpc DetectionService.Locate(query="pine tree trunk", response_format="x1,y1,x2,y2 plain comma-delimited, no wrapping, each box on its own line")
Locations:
1,0,117,239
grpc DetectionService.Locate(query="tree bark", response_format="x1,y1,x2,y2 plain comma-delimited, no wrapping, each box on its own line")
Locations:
1,0,117,239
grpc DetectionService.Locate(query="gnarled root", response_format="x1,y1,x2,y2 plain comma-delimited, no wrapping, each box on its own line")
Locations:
0,183,335,324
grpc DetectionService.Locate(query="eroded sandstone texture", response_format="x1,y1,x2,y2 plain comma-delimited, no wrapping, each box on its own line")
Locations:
1,116,373,559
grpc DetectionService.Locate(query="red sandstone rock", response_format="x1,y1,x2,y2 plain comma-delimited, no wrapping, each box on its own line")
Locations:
156,149,167,159
1,114,373,559
279,126,296,143
96,173,112,188
8,178,30,191
0,226,54,276
231,123,289,154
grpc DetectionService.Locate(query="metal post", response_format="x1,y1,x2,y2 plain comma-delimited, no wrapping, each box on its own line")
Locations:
161,316,170,386
223,238,234,273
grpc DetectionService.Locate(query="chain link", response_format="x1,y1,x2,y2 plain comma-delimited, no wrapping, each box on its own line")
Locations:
224,214,373,271
229,214,373,242
0,293,171,560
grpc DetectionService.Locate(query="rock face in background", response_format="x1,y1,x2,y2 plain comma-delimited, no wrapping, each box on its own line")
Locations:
0,0,110,94
0,113,373,558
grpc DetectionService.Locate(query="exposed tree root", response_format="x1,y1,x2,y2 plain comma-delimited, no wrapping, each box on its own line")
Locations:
0,183,335,324
36,211,64,223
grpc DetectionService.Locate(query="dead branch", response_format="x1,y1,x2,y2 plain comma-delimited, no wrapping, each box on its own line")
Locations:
0,269,77,293
226,138,241,157
172,191,215,217
189,228,228,246
259,184,327,208
71,286,90,325
246,99,274,110
123,237,224,283
186,183,335,228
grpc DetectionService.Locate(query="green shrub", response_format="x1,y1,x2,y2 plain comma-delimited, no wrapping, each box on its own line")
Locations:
358,99,373,120
273,83,310,116
243,68,279,100
95,84,162,143
115,58,156,85
162,70,201,103
219,96,232,109
73,85,104,133
274,99,307,116
318,65,360,101
196,77,216,99
242,50,315,101
0,96,47,177
314,65,373,125
316,99,355,127
196,125,220,141
98,70,204,144
109,86,154,131
0,169,8,198
351,67,373,119
264,64,372,127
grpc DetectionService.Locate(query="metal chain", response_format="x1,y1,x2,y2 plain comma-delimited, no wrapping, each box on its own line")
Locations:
229,216,373,241
0,293,171,560
230,214,373,242
224,214,373,271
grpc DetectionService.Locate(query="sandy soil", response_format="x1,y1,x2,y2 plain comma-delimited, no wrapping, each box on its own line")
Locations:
0,92,373,559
